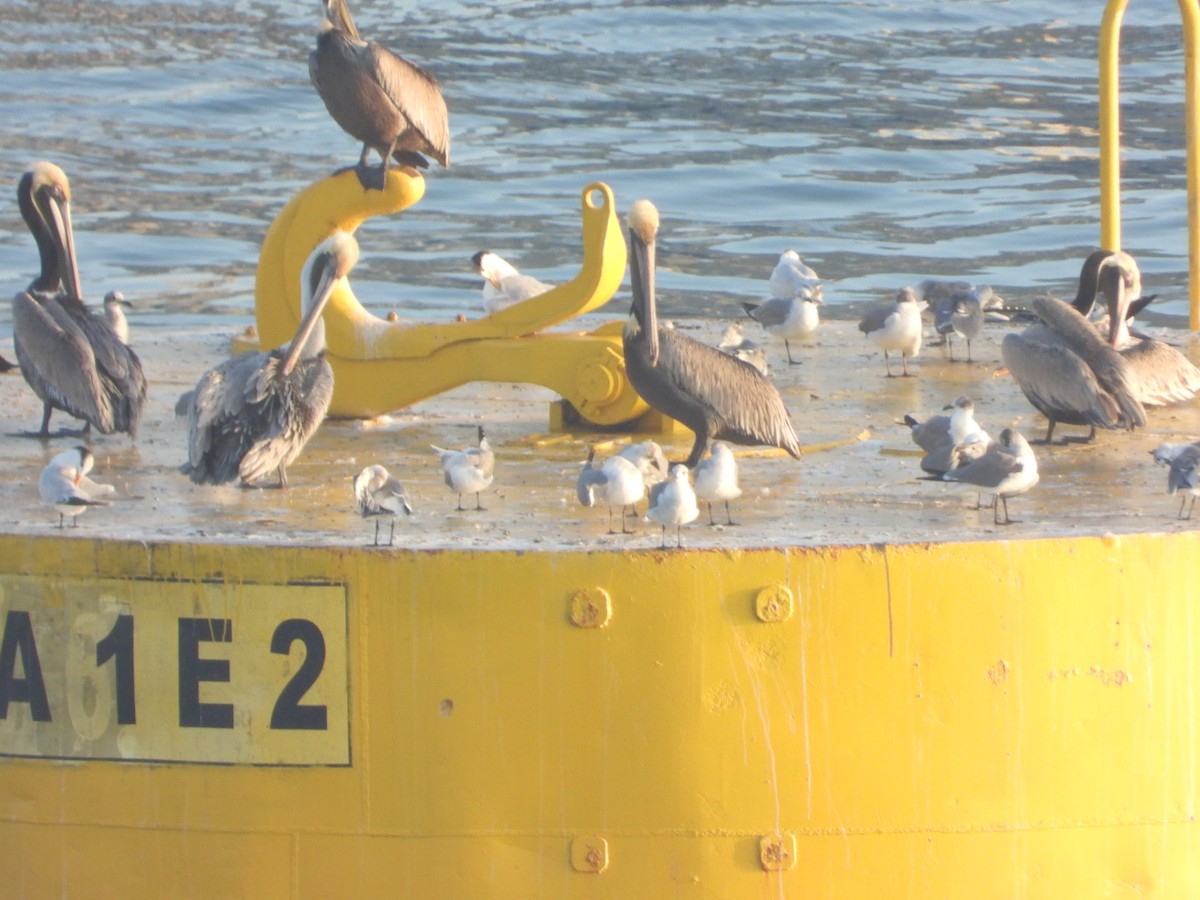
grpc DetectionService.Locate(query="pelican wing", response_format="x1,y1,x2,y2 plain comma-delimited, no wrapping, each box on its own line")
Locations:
1000,331,1120,430
656,328,801,457
362,44,450,163
12,291,111,430
1121,338,1200,407
1030,296,1146,429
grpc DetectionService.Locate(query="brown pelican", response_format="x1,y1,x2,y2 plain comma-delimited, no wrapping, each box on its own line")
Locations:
1092,255,1200,408
645,463,699,549
353,464,413,545
183,232,358,487
470,250,553,315
309,0,450,186
623,199,802,469
858,288,924,377
942,428,1039,525
431,426,494,510
693,440,741,525
39,445,113,528
13,162,147,438
1000,256,1146,444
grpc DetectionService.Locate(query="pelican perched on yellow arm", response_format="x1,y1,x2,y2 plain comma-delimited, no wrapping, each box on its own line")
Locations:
623,199,802,468
183,232,358,487
309,0,450,187
12,161,147,438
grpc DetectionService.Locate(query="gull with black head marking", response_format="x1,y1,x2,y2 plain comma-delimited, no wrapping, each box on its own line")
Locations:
941,428,1039,525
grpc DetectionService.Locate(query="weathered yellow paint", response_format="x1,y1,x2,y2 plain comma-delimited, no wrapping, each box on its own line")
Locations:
1,531,1198,897
1100,0,1200,328
249,168,647,424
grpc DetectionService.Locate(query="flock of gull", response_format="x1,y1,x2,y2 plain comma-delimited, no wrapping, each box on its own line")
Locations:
9,0,1200,548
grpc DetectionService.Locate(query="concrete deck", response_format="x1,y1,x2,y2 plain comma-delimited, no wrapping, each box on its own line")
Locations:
2,314,1198,551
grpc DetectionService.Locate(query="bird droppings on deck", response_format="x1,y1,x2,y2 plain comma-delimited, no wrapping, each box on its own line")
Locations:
1,317,1200,551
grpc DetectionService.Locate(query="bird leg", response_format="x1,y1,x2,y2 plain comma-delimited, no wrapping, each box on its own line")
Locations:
965,340,973,363
354,142,389,191
883,350,895,378
456,493,465,511
1190,496,1198,520
785,340,799,365
901,353,914,377
56,513,64,529
724,500,737,526
388,519,396,546
706,501,716,526
475,492,485,512
675,525,684,548
372,519,381,546
659,524,667,549
607,505,618,534
947,339,956,362
622,505,634,534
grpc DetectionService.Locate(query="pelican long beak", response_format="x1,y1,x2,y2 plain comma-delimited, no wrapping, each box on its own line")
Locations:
1099,256,1127,348
629,226,658,366
280,254,340,376
47,195,82,302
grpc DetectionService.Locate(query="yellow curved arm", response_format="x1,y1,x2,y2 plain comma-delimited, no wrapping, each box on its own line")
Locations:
1100,0,1200,329
253,167,647,425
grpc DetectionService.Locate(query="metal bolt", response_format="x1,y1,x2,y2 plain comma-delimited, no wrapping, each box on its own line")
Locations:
759,832,796,871
570,835,609,873
570,587,612,629
755,584,795,623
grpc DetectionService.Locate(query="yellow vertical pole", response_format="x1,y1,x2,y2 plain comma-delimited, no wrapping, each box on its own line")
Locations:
1100,0,1200,329
1179,0,1200,329
1098,0,1129,256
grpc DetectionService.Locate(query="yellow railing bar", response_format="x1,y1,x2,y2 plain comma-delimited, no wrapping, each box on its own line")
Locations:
1099,0,1200,329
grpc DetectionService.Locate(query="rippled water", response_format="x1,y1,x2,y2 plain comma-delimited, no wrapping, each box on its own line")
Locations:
0,0,1193,329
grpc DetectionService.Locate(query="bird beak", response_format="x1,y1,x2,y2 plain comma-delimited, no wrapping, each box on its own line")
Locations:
47,195,83,302
629,226,658,365
280,253,339,376
1102,260,1126,348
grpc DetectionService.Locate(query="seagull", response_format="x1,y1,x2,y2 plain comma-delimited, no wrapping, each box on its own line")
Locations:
431,425,494,510
353,464,413,545
470,250,553,315
617,439,669,485
932,289,983,362
646,463,700,548
717,323,770,375
577,452,645,534
858,288,925,376
768,249,822,302
905,396,989,476
942,428,1039,525
1164,443,1200,519
38,445,113,528
103,290,132,344
741,295,819,366
693,440,741,525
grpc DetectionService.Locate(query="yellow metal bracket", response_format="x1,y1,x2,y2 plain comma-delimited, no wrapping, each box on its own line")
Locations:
248,167,649,425
1100,0,1200,328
